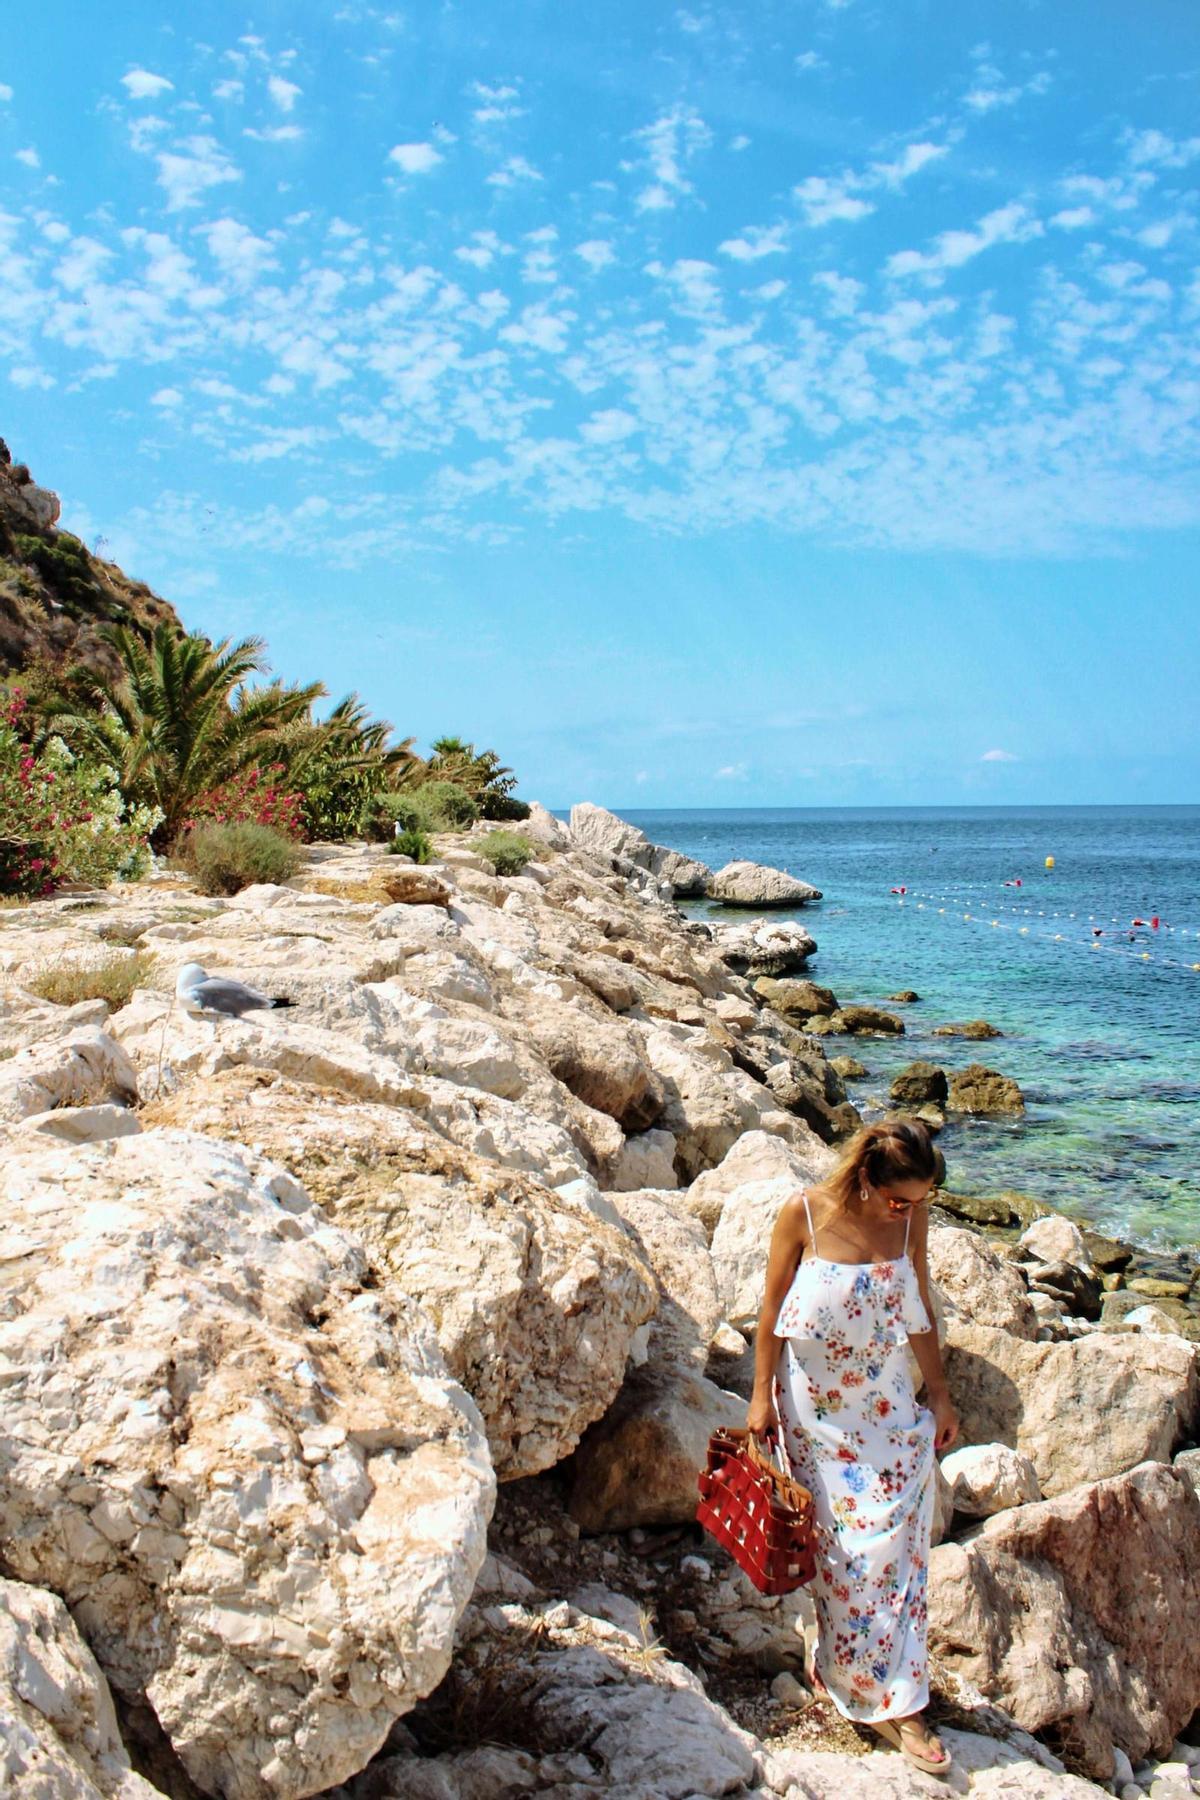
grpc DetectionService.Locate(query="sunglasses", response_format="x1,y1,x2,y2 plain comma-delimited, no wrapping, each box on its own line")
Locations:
880,1187,938,1215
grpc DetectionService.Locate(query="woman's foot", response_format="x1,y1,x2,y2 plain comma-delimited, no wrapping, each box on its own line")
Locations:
870,1714,951,1777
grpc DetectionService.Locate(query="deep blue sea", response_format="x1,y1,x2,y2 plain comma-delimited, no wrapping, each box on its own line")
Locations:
621,806,1200,1253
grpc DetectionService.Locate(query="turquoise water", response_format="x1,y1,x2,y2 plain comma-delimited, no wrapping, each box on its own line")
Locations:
622,806,1200,1253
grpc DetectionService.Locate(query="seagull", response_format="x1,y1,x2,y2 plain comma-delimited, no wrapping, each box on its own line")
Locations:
175,962,295,1022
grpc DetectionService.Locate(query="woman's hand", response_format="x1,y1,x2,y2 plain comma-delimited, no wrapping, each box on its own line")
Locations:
929,1390,959,1453
747,1391,779,1439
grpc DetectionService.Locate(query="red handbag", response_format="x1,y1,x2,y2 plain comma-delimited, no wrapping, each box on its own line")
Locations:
696,1426,817,1595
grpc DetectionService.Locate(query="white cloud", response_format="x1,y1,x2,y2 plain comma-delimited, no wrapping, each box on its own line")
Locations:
1123,127,1200,169
267,75,301,113
389,141,443,175
487,155,542,188
121,69,174,101
244,124,304,143
581,408,638,443
576,238,615,272
886,202,1041,279
213,78,244,102
0,83,13,102
15,147,39,169
719,224,787,261
1051,206,1094,230
632,104,711,212
872,141,947,187
469,80,525,126
795,51,826,71
795,176,873,227
156,136,241,210
715,762,749,780
981,748,1018,762
151,386,183,407
729,134,750,152
1060,172,1153,213
814,270,863,315
456,230,504,269
964,64,1050,114
202,217,278,282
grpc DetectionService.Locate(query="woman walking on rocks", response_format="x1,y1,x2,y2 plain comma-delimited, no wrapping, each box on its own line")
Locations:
747,1118,958,1778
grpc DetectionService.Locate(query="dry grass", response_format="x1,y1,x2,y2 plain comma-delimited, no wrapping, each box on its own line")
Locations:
25,950,160,1009
406,1617,557,1758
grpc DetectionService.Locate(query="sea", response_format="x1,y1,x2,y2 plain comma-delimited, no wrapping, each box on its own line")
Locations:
618,806,1200,1255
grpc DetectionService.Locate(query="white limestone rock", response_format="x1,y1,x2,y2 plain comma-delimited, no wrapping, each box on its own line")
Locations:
0,1129,494,1800
0,1027,138,1122
0,1576,161,1800
941,1442,1042,1517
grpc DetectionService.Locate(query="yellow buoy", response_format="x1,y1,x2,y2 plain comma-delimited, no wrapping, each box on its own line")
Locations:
1045,855,1055,869
1141,952,1150,961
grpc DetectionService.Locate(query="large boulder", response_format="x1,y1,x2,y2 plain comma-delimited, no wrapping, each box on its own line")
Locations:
708,861,822,907
638,1024,763,1182
519,801,572,850
519,995,666,1132
145,1070,657,1479
940,1442,1041,1517
567,1370,746,1532
929,1461,1200,1778
709,917,817,977
703,1130,834,1330
0,1130,494,1800
609,1187,721,1371
927,1225,1039,1339
568,803,710,895
889,1059,948,1107
942,1316,1198,1495
947,1063,1025,1116
752,976,838,1018
0,1576,161,1800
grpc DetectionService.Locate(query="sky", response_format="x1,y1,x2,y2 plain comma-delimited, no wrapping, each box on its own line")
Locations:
2,0,1198,808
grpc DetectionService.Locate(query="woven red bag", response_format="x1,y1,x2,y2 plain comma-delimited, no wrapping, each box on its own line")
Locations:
695,1425,817,1595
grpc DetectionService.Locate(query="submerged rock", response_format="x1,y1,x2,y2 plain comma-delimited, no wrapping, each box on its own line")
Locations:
933,1019,1004,1039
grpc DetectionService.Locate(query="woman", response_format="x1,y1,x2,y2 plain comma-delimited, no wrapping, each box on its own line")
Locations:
747,1117,958,1778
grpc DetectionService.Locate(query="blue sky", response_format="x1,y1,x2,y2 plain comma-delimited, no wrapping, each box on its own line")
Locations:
2,0,1198,807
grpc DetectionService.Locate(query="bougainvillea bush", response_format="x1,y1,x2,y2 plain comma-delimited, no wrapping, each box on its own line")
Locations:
183,764,305,838
0,687,160,898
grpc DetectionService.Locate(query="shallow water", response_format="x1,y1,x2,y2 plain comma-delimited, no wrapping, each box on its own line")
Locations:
622,805,1200,1252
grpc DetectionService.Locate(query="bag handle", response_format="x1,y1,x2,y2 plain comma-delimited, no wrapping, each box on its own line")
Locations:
748,1423,796,1483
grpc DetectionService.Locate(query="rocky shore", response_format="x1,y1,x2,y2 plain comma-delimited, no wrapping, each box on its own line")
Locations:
1,803,1198,1800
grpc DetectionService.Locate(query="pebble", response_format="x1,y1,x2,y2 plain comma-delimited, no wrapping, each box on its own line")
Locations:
1112,1749,1136,1788
1121,1787,1144,1800
680,1554,712,1580
770,1671,807,1707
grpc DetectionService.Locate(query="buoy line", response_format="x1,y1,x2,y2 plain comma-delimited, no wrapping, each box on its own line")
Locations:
885,886,1200,973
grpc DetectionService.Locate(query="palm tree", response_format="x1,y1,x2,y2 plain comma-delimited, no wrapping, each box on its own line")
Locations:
282,693,425,837
49,623,323,845
427,736,519,802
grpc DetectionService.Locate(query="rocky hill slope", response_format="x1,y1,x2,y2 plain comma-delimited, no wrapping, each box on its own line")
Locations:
1,812,1198,1799
0,438,181,681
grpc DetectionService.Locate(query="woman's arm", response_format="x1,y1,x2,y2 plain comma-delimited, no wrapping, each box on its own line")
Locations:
746,1194,809,1436
908,1204,959,1452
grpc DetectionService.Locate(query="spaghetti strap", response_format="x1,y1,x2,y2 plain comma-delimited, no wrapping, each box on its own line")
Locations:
903,1208,913,1255
801,1188,817,1254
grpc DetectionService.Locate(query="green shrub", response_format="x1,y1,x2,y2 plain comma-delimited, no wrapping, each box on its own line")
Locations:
477,830,534,876
179,821,300,895
388,827,434,864
26,949,158,1009
479,792,532,822
371,782,478,839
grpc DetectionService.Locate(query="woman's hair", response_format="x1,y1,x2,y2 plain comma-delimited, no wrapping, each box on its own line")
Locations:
823,1116,945,1213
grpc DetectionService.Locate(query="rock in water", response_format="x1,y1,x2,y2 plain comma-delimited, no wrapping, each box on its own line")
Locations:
889,1059,949,1107
0,1130,494,1800
947,1062,1025,1116
707,861,822,907
0,1575,162,1799
929,1461,1200,1778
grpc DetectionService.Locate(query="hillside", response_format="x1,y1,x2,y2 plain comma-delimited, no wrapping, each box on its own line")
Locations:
0,438,181,683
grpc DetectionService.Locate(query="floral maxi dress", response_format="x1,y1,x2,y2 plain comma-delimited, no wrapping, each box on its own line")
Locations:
772,1191,935,1723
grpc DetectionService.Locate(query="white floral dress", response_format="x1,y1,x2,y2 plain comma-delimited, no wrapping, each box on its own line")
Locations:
772,1191,935,1724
